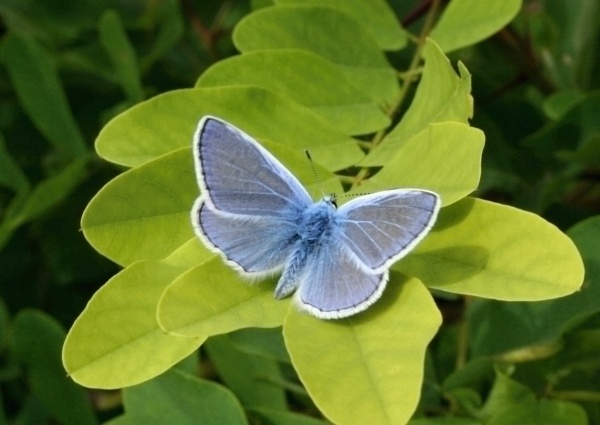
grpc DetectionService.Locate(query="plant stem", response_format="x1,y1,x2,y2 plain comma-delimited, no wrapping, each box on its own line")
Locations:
548,390,600,403
455,312,469,370
350,0,442,189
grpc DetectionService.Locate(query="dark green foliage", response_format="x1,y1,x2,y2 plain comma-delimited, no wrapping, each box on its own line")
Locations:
0,1,599,424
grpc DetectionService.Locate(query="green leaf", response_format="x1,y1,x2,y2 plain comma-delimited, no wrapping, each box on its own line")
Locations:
0,132,31,250
480,371,535,420
399,197,584,300
99,10,144,104
228,327,290,363
443,357,494,393
363,39,472,166
0,0,103,43
248,408,330,425
13,395,48,425
524,93,600,161
556,134,600,166
62,258,203,389
273,0,406,50
14,309,97,425
481,372,588,425
353,122,484,206
5,157,88,228
283,277,441,425
139,0,184,71
0,32,87,157
102,416,135,425
558,328,600,370
0,132,29,193
95,86,363,171
81,148,195,266
409,417,481,425
233,6,399,105
430,0,522,53
196,50,390,136
205,335,287,409
531,0,600,89
121,369,247,425
0,157,88,251
0,299,10,353
542,89,585,119
158,258,290,338
468,214,600,356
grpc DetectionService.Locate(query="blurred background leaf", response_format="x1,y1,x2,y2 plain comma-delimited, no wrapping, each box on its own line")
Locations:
0,0,599,424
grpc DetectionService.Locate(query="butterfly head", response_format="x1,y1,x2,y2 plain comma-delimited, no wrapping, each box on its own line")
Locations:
323,194,338,209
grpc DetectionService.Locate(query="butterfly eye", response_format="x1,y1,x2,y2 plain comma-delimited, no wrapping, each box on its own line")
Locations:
330,196,337,208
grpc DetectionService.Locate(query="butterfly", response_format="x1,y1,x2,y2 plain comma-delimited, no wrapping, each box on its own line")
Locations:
191,116,440,319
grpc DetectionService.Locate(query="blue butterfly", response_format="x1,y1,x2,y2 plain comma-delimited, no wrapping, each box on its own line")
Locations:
191,116,440,319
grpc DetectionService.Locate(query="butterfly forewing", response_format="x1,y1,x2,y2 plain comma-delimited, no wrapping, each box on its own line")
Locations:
195,117,312,216
338,190,440,273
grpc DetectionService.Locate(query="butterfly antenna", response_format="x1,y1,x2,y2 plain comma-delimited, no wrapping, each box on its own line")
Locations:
304,150,326,197
337,191,372,200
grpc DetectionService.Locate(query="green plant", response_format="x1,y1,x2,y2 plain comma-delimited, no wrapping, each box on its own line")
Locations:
2,0,599,424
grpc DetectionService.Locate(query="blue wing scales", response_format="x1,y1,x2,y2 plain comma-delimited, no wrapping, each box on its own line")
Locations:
296,241,387,319
192,116,311,276
194,117,312,216
194,200,299,276
338,190,440,273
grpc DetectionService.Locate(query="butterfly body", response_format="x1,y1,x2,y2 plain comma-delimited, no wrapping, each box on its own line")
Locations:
275,198,339,299
192,116,440,319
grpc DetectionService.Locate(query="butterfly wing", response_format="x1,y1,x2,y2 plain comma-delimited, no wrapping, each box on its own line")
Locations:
194,116,312,215
194,200,299,276
296,241,387,319
297,189,439,318
192,116,311,276
338,190,440,273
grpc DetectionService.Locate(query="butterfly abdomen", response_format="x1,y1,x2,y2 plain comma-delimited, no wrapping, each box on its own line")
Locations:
273,201,339,300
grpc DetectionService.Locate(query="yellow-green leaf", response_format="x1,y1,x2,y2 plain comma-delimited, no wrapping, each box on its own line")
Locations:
399,197,584,300
233,6,399,106
158,258,290,338
363,39,472,166
196,50,390,136
273,0,407,51
96,86,363,171
81,149,196,266
430,0,522,53
62,260,203,389
283,277,441,425
354,122,484,207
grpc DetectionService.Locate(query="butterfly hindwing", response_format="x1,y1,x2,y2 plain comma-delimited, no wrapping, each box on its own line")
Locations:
296,240,387,319
195,200,299,276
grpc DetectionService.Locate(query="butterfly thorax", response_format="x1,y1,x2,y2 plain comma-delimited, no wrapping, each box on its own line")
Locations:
298,199,337,242
274,199,339,300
